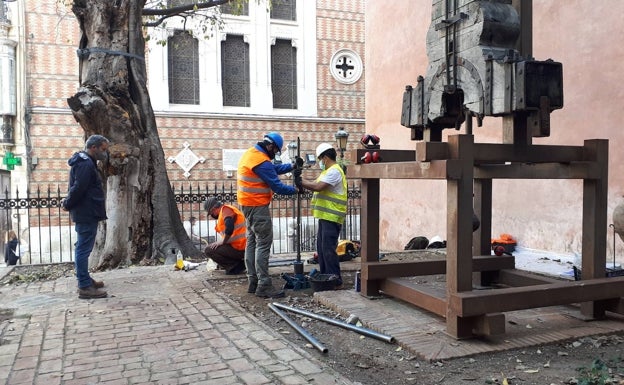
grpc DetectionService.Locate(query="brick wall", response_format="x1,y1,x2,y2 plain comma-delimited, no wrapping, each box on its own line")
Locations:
22,1,365,189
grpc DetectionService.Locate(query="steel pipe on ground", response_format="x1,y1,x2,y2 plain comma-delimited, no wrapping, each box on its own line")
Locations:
271,302,395,344
268,303,328,354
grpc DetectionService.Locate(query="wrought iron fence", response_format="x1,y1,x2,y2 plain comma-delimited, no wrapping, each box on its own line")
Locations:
0,182,361,265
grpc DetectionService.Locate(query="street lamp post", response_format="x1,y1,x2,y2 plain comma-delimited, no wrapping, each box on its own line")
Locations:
334,128,349,171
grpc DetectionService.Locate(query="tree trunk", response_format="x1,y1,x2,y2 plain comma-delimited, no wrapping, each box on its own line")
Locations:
67,0,201,268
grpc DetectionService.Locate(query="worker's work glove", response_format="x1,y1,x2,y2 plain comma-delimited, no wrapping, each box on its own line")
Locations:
293,167,302,178
295,156,305,169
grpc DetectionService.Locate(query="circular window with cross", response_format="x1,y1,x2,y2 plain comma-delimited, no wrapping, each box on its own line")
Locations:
329,49,363,85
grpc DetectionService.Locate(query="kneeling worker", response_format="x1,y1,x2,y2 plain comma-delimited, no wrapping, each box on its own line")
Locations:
203,197,247,275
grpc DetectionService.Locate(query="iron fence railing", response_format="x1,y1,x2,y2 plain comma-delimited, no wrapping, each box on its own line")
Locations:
0,182,361,265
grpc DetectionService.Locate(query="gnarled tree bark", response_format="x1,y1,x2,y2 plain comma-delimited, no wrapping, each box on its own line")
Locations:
67,0,201,268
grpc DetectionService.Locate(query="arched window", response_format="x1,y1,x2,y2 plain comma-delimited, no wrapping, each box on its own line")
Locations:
168,31,200,105
271,39,297,109
221,35,251,107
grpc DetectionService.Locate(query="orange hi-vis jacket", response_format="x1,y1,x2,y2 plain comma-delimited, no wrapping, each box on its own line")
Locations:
237,147,272,206
215,205,247,251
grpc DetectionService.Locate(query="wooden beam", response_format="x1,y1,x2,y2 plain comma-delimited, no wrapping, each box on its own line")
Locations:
495,268,563,287
474,162,598,180
473,179,492,256
417,142,585,164
348,159,462,180
472,144,584,164
360,179,381,297
472,313,506,336
352,149,416,164
362,255,515,279
581,139,609,318
380,278,447,317
449,276,624,317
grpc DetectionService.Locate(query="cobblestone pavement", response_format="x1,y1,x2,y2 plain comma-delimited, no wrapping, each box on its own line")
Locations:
0,265,354,385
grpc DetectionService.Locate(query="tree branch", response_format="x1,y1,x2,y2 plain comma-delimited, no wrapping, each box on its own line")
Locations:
142,0,231,16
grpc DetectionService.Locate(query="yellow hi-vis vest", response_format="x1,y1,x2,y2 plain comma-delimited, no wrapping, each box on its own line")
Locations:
237,147,272,206
311,164,348,224
215,204,247,251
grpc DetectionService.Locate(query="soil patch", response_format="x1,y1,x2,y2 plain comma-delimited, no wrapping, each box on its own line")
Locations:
209,269,624,385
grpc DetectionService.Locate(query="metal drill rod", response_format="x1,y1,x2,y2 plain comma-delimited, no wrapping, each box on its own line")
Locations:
271,302,395,344
296,136,301,264
268,303,328,354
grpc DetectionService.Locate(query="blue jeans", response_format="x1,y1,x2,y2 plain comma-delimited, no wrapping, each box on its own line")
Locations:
74,221,98,289
317,219,342,286
241,205,273,287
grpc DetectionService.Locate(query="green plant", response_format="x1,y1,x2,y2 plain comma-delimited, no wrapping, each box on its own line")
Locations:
576,359,611,385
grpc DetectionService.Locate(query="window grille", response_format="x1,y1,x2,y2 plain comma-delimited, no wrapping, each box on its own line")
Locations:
270,0,296,21
221,1,249,15
221,35,251,107
168,31,200,105
271,39,297,109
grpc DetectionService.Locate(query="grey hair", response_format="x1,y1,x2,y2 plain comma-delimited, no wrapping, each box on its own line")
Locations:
85,135,110,150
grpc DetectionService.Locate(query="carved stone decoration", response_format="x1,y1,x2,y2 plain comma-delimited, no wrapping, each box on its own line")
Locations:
167,142,205,178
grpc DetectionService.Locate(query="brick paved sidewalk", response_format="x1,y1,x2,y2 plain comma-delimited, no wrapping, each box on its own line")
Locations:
0,265,355,385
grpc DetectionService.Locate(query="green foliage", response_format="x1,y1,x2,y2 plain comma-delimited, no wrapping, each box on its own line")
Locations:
575,358,617,385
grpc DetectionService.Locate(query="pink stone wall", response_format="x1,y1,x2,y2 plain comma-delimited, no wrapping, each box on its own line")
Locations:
366,0,624,258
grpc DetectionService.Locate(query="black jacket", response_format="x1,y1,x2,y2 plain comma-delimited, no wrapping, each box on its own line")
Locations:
4,238,19,265
63,151,107,223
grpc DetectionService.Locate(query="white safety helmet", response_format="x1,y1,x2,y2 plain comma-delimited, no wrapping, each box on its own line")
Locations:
315,143,334,159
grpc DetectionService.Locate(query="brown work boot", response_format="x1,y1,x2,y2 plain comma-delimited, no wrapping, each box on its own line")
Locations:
91,278,105,289
78,285,108,299
255,285,285,298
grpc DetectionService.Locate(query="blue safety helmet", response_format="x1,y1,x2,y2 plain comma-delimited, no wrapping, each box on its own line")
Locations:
263,132,284,153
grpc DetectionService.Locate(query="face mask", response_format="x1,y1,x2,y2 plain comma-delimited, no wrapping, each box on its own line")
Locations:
319,160,325,171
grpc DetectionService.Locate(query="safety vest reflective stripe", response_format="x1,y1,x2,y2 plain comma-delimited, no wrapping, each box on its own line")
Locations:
239,175,264,183
237,147,273,206
215,205,247,251
227,233,245,243
312,204,346,218
238,185,272,194
311,164,348,224
314,193,347,206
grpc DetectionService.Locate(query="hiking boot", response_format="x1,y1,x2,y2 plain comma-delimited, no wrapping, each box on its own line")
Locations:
255,285,285,298
92,278,105,289
247,281,258,294
78,285,108,299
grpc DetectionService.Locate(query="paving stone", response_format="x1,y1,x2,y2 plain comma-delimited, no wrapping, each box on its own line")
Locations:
0,266,356,385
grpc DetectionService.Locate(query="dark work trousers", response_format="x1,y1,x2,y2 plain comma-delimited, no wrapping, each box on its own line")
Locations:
204,244,245,274
316,218,342,286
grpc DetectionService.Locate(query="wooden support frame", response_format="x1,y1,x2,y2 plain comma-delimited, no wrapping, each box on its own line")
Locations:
350,135,614,339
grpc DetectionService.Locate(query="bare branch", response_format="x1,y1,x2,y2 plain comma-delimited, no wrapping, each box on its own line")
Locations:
142,0,230,16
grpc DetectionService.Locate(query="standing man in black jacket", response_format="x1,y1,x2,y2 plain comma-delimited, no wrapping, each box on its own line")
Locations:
62,135,110,299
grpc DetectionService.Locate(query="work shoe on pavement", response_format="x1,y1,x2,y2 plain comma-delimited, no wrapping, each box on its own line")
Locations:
247,281,258,294
91,278,105,289
78,285,108,299
255,285,285,298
